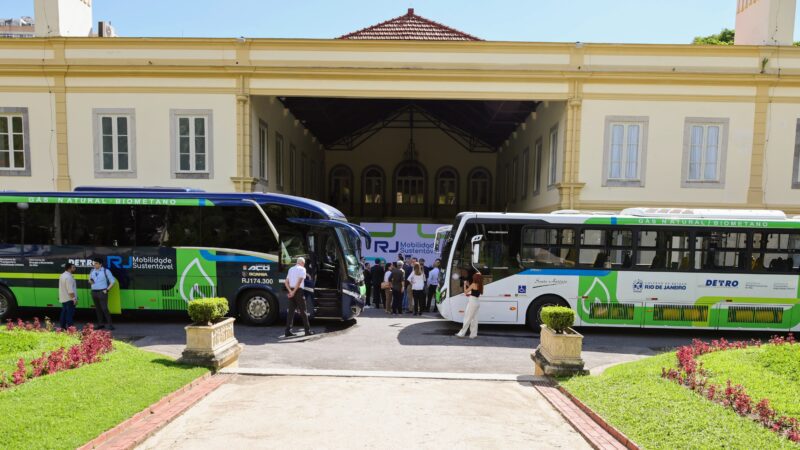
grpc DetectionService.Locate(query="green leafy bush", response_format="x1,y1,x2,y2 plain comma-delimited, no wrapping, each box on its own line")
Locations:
187,298,229,325
541,306,574,333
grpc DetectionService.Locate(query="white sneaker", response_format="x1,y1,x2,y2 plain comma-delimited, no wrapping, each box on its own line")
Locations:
455,333,465,339
469,335,478,339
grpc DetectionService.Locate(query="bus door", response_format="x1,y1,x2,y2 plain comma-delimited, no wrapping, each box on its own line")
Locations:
471,224,521,323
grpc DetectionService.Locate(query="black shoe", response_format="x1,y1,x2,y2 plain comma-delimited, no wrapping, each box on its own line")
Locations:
108,326,115,331
96,325,105,330
305,330,315,336
284,331,297,338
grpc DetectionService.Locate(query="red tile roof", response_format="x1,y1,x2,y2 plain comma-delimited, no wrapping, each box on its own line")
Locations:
338,8,481,41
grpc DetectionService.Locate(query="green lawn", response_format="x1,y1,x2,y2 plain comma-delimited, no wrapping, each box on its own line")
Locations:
0,338,209,450
561,352,797,449
699,343,800,419
0,330,78,375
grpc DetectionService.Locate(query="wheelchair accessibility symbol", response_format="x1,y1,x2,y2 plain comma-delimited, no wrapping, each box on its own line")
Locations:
517,285,527,294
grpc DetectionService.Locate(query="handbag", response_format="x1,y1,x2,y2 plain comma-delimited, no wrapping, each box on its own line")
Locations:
380,281,391,290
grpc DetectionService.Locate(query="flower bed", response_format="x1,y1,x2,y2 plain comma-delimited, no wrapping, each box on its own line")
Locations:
1,319,113,389
662,334,799,443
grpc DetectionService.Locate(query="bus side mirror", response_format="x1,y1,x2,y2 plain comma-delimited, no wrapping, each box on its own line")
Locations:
471,235,483,266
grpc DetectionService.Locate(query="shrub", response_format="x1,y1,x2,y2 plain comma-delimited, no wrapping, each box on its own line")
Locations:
187,298,230,325
541,306,574,333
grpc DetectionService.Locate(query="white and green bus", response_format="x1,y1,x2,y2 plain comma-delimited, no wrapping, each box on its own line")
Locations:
436,208,800,332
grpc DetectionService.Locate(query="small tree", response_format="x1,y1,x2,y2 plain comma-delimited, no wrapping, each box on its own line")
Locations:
692,28,735,45
187,298,230,325
541,306,575,334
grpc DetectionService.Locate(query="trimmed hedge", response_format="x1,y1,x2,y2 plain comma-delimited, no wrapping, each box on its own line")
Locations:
541,306,574,333
187,298,230,325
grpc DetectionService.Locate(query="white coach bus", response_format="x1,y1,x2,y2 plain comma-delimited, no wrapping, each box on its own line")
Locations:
435,208,800,332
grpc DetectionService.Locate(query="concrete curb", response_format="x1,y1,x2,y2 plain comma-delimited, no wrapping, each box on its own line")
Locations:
532,378,638,450
79,373,231,450
557,385,640,450
221,367,547,382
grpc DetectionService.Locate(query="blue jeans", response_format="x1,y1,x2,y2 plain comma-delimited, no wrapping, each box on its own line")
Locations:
59,300,76,329
402,288,409,310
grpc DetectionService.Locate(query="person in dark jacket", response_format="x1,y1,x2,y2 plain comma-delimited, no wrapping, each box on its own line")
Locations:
370,259,384,308
363,262,372,307
390,261,405,315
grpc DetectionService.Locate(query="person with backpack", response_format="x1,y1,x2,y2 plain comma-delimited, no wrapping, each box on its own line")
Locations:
89,257,116,331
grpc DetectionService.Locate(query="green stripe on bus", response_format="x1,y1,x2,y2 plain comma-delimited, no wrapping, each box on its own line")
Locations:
0,196,213,207
585,217,800,229
0,273,89,280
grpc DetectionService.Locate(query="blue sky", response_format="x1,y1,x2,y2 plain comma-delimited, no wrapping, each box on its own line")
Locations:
2,0,798,43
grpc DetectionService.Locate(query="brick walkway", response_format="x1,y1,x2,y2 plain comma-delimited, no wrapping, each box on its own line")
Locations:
79,373,231,450
531,379,638,450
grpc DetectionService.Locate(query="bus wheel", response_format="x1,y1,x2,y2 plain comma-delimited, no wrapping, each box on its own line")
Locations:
239,290,278,326
526,295,568,332
0,285,17,322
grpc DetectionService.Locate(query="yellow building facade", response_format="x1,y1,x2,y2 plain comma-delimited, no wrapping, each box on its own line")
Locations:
1,9,800,220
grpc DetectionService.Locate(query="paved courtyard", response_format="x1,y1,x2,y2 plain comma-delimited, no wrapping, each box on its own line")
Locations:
137,375,591,450
104,308,777,376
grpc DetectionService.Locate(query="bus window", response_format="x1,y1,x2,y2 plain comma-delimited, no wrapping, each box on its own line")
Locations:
636,229,690,271
753,232,800,273
608,229,633,268
520,227,575,269
0,203,21,246
576,229,633,269
60,205,135,247
694,231,748,271
22,203,56,246
135,206,169,246
164,207,201,247
578,229,607,268
202,206,280,254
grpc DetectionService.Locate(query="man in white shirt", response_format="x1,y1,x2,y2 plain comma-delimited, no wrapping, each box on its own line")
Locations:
427,259,441,313
284,257,314,338
58,263,78,329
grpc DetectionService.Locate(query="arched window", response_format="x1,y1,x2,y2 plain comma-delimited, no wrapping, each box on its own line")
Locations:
436,168,458,206
329,165,353,213
468,168,491,210
395,163,425,205
362,166,384,205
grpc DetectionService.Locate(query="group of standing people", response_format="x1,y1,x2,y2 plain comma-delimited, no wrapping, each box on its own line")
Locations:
58,258,117,331
363,255,442,316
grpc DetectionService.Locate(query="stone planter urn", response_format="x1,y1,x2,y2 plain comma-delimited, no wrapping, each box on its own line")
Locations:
178,317,243,370
532,324,589,376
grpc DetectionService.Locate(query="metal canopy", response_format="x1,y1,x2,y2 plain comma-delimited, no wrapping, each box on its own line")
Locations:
278,97,538,152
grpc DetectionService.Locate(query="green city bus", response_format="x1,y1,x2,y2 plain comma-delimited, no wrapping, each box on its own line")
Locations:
0,187,370,325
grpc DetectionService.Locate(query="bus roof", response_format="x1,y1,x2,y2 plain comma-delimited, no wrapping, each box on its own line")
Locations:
458,208,800,228
0,190,346,221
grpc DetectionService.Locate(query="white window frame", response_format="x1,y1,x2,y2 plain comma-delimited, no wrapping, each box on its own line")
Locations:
93,109,136,178
548,124,559,188
0,107,30,176
602,116,649,187
257,120,268,182
681,117,729,189
170,109,213,179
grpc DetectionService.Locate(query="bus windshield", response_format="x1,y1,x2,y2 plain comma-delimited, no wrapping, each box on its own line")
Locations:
335,227,363,283
433,226,451,256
